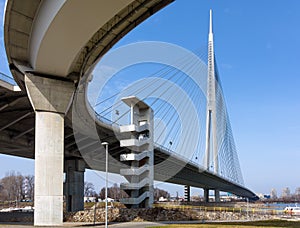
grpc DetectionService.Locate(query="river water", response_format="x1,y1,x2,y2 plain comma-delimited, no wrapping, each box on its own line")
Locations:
264,202,300,211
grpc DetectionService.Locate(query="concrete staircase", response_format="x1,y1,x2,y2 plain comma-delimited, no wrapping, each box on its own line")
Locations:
119,96,154,208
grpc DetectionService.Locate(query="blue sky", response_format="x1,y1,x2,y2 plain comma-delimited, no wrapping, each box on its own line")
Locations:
1,0,300,196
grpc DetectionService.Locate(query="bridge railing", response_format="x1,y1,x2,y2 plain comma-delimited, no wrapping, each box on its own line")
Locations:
95,112,116,126
153,142,205,169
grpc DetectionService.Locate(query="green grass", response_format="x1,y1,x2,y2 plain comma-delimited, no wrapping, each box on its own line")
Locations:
150,220,300,228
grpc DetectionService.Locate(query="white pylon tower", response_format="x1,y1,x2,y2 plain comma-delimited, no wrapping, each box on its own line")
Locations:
204,9,220,202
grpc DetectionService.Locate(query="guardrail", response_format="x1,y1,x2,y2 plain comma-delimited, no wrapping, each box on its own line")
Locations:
95,112,117,126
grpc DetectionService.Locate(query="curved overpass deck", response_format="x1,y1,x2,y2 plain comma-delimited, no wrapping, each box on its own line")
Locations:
4,0,174,84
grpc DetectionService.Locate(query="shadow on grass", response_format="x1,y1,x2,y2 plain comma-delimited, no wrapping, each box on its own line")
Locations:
213,220,300,227
152,220,300,228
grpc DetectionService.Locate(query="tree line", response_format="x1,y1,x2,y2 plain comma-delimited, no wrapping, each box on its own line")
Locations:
0,171,34,202
84,182,170,201
0,171,170,203
84,182,130,200
269,187,300,202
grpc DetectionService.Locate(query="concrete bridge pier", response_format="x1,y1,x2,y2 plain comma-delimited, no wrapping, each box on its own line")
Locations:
204,188,209,202
64,159,85,212
25,74,75,226
215,189,220,202
203,189,220,202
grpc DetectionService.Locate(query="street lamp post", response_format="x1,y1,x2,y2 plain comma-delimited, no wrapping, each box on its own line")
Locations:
246,197,249,220
102,142,109,228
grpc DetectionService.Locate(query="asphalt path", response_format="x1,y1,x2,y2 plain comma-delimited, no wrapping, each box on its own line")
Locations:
0,220,205,228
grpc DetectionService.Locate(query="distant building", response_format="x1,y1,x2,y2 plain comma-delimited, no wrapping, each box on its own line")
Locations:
84,197,96,202
256,193,271,200
158,196,168,202
98,197,115,202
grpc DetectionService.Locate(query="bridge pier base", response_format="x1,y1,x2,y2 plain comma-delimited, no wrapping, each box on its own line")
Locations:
64,159,85,212
25,74,74,226
204,188,209,202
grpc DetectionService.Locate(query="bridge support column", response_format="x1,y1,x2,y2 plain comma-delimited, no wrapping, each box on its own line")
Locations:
204,188,209,202
119,96,154,208
25,74,74,226
184,185,190,202
215,190,220,202
64,159,85,212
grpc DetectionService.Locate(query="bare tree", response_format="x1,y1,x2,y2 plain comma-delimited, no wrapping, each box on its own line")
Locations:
282,187,291,199
295,187,300,196
270,188,277,199
294,187,300,201
109,183,119,199
154,187,170,201
99,183,127,200
99,187,105,200
0,171,24,202
24,175,34,200
84,182,95,197
16,174,24,200
0,183,4,201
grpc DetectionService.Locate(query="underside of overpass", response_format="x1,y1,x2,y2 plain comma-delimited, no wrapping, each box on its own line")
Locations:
2,0,176,226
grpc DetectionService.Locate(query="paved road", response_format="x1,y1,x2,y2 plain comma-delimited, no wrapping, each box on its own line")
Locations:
0,221,167,227
0,220,207,228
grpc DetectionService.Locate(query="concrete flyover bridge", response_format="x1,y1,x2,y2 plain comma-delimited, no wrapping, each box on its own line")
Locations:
1,0,257,226
2,0,173,225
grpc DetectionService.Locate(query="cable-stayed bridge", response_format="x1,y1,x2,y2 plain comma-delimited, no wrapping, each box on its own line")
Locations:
0,1,256,226
79,9,249,204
